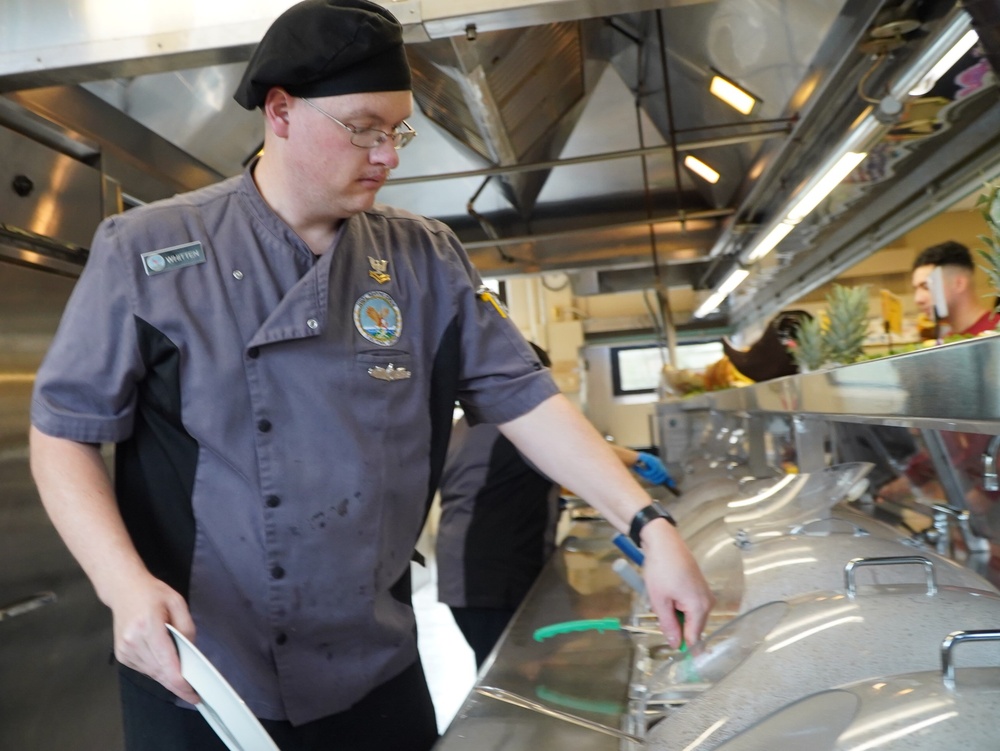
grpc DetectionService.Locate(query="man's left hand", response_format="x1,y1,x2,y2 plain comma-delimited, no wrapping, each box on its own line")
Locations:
640,518,715,649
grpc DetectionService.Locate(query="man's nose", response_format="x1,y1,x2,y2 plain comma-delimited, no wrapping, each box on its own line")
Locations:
370,139,400,169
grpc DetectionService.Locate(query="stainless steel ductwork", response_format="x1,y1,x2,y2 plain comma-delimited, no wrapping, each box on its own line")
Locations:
1,0,998,326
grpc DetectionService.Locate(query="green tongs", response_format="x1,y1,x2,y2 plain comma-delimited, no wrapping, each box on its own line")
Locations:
533,616,686,651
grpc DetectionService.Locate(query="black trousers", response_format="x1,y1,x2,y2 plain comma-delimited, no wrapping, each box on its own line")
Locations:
119,659,438,751
449,606,516,668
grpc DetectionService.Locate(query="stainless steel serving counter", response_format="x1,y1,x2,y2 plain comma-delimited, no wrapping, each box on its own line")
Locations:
678,335,1000,434
660,335,1000,477
434,519,637,750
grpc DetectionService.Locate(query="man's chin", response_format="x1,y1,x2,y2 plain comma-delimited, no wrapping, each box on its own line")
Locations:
344,193,378,215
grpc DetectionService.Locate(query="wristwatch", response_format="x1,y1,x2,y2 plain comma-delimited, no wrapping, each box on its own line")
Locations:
628,502,677,547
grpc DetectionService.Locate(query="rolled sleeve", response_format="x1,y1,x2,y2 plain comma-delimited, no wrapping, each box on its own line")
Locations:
31,218,143,443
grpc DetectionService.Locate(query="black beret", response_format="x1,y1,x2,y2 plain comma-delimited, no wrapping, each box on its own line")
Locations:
234,0,412,110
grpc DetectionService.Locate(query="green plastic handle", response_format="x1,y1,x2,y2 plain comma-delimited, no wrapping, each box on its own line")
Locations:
533,617,622,642
533,613,688,652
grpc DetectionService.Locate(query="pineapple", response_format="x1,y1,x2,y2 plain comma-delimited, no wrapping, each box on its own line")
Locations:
823,284,870,365
790,315,827,371
976,181,1000,310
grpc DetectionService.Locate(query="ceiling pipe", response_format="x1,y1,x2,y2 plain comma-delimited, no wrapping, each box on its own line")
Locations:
461,207,733,250
466,175,518,265
386,125,791,185
654,8,686,364
627,15,673,363
655,9,687,230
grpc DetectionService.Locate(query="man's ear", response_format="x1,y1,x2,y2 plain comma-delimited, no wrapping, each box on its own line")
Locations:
953,269,973,294
263,88,293,138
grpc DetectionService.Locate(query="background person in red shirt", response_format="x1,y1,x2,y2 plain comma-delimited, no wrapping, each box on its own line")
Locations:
911,241,1000,336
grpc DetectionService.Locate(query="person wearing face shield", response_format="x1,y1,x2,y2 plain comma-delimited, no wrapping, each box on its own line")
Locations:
876,242,1000,547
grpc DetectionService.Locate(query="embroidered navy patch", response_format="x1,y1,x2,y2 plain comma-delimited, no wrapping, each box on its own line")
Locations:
353,291,402,346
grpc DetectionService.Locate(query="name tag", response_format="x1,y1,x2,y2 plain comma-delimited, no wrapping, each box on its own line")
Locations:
141,242,207,276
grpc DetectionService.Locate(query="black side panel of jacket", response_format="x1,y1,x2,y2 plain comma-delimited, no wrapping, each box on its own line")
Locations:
425,316,461,513
392,315,460,605
114,316,198,601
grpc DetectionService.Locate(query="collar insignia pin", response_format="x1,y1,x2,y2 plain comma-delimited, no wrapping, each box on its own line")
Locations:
477,285,508,318
368,256,391,284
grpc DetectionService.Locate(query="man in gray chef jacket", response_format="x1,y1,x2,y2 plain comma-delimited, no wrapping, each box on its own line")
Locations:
28,2,713,749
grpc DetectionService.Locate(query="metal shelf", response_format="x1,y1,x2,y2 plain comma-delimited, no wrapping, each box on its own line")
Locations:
676,336,1000,435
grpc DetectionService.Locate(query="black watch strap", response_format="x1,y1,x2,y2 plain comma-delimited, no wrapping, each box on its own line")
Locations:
628,502,677,547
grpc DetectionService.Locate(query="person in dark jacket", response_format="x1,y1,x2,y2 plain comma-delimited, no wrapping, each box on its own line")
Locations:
435,344,672,667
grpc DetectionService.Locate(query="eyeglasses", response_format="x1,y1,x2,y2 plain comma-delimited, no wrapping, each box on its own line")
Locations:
300,98,417,149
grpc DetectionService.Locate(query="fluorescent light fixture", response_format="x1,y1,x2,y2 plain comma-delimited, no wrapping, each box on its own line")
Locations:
684,155,721,184
743,143,871,264
785,151,868,223
716,267,750,296
909,29,979,96
717,12,973,316
710,74,757,115
693,267,750,318
745,221,795,263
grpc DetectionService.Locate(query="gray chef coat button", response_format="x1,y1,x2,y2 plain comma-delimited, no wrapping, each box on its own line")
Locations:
247,347,260,359
275,633,288,646
271,565,285,580
233,270,244,280
265,495,281,508
257,419,272,433
306,318,319,329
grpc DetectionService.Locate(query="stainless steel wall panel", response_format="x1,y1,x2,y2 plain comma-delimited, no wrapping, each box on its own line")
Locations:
0,125,103,249
0,262,122,750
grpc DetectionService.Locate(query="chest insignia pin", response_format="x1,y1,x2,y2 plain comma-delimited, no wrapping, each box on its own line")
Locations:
353,291,402,346
368,363,412,381
368,256,391,284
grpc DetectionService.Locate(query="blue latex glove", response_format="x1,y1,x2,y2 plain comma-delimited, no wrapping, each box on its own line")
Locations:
633,452,672,487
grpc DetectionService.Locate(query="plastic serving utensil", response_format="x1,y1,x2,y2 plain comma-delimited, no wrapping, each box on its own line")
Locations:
534,617,686,651
534,617,623,641
612,533,645,566
611,558,647,595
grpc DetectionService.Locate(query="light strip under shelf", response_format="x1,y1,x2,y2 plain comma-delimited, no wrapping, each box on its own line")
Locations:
784,151,869,224
693,267,749,318
910,29,979,97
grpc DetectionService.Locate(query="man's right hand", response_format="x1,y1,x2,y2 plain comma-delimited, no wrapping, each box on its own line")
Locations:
28,429,202,705
109,574,201,705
